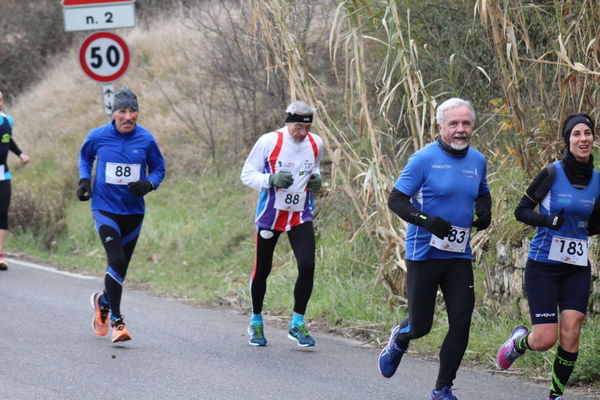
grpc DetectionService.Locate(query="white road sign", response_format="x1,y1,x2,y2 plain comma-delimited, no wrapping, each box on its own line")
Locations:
63,2,135,32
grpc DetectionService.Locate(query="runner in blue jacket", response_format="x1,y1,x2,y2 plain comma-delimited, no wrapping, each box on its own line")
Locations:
78,87,165,343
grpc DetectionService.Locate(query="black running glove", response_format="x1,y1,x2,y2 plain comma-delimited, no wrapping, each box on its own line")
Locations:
544,208,565,230
269,173,294,188
77,178,92,201
472,207,491,231
421,215,452,239
127,180,154,196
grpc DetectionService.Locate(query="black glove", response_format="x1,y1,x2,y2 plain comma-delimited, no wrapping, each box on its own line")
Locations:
545,208,565,230
421,215,452,239
77,178,92,201
269,173,294,188
472,207,491,231
127,180,154,196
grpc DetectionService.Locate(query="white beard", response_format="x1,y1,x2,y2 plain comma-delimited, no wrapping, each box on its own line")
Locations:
450,142,469,150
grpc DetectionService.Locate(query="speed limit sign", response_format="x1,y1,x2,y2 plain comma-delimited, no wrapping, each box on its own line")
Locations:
79,31,130,83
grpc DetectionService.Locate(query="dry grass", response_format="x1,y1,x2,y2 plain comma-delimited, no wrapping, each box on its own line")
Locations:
477,0,600,173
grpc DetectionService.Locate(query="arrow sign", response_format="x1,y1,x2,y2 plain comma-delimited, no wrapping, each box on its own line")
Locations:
102,84,115,115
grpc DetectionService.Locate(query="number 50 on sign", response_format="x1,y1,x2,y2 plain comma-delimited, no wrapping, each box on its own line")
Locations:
79,31,130,83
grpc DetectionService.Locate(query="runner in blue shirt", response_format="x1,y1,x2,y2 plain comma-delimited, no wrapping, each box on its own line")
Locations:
0,90,30,270
78,87,165,343
496,113,600,400
378,98,491,400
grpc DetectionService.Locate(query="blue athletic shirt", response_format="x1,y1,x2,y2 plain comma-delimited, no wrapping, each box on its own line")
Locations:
0,113,17,180
394,141,489,261
529,161,600,263
79,121,166,215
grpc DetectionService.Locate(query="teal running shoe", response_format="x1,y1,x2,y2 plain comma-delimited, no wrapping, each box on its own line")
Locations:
288,324,315,347
248,323,267,346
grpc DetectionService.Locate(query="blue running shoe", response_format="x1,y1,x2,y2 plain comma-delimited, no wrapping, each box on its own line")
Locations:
248,323,267,346
496,325,528,370
430,386,458,400
378,325,408,378
288,324,315,347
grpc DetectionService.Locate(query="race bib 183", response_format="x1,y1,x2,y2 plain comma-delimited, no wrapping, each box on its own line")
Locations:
548,235,588,266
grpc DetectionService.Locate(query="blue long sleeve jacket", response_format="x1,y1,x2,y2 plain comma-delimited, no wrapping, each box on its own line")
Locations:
79,121,166,215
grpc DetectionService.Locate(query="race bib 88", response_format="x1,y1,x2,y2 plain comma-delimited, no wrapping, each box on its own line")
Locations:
105,162,141,185
274,190,307,212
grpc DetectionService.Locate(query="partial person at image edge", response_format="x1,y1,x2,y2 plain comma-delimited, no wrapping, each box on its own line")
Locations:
0,90,30,271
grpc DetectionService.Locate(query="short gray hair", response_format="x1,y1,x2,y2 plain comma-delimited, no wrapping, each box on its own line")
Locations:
286,100,316,115
436,98,476,125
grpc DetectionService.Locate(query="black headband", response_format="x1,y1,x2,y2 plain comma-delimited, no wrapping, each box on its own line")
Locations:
285,113,313,123
563,114,594,144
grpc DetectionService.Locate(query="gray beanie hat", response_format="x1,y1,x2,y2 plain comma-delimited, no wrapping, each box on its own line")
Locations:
113,87,138,111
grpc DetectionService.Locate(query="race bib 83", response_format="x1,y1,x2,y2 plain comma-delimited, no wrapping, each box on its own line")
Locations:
429,226,469,253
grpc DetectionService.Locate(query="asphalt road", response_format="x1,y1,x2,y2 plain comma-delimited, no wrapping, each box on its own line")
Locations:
0,258,594,400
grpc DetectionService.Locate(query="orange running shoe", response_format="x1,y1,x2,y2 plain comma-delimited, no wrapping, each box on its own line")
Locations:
90,291,109,336
111,316,131,343
0,256,8,271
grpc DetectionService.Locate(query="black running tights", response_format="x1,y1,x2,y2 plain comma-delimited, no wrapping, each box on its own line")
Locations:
93,210,143,317
396,258,475,389
250,221,315,316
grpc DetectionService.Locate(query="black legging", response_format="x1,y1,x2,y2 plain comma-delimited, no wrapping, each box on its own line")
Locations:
0,180,11,230
93,210,144,317
396,258,475,389
250,221,315,315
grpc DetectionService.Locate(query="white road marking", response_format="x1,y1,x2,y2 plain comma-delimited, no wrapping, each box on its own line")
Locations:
7,257,100,281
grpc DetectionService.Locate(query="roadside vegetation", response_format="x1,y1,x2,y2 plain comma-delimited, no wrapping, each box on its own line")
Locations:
2,0,599,395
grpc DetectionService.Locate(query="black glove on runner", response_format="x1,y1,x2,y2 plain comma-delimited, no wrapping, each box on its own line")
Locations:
77,178,92,201
421,215,452,239
544,208,565,230
127,180,154,196
472,207,491,231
